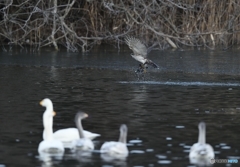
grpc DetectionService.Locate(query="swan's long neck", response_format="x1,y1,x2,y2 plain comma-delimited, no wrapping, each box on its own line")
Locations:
119,130,127,143
76,119,85,138
198,123,206,144
43,107,54,140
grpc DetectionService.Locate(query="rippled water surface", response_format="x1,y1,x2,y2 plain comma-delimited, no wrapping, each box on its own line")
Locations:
0,48,240,167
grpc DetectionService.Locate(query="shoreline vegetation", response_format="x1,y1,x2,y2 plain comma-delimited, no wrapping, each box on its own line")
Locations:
0,0,240,52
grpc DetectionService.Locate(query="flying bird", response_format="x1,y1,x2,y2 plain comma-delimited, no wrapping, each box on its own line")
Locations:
125,36,159,73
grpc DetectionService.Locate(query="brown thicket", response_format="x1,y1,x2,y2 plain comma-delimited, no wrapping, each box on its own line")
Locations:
0,0,240,52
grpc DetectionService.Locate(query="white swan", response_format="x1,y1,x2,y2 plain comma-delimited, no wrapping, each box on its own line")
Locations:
52,128,100,141
38,98,64,154
71,112,94,151
189,122,214,165
41,100,100,143
100,124,129,157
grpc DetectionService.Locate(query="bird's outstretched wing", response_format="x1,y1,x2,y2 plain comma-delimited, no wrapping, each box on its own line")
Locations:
125,36,148,58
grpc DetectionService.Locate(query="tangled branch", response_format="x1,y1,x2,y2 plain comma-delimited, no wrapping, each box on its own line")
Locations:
0,0,239,52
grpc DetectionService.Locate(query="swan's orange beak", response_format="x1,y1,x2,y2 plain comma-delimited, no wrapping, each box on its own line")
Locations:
85,113,88,118
53,111,56,116
39,100,43,106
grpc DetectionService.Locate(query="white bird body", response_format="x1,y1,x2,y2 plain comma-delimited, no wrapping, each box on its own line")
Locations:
43,128,100,142
38,98,64,154
131,54,147,64
41,102,100,143
71,138,94,151
100,124,128,157
189,143,214,159
189,122,214,165
100,141,128,156
71,112,95,151
38,139,64,153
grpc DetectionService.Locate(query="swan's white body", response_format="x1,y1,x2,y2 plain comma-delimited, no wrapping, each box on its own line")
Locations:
189,122,214,165
189,143,214,159
41,102,100,143
38,140,64,154
38,98,64,154
100,124,128,157
71,138,94,151
100,141,128,156
71,112,94,151
47,128,100,142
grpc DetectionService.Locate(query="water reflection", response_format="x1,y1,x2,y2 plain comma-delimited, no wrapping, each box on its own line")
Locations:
101,153,128,166
189,157,212,167
71,150,93,163
37,152,63,167
158,160,172,165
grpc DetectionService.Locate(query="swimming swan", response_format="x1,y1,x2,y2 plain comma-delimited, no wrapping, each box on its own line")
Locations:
41,100,100,142
52,128,100,141
38,98,64,154
189,122,214,164
100,124,128,157
71,112,94,151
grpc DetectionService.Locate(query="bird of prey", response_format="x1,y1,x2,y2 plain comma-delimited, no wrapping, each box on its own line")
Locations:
125,36,159,73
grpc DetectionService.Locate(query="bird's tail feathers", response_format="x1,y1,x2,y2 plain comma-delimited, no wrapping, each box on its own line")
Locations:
146,60,159,69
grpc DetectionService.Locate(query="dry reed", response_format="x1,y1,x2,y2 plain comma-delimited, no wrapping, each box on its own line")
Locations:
0,0,239,52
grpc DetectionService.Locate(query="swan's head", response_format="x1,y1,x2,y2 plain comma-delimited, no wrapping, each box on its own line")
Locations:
75,111,88,123
198,122,206,131
120,124,128,134
40,98,53,107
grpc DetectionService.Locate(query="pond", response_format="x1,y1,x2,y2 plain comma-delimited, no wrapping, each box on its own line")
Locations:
0,46,240,167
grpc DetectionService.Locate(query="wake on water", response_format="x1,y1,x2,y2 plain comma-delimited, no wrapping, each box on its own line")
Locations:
118,81,240,87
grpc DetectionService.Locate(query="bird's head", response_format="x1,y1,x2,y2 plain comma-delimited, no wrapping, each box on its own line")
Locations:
40,98,52,107
75,111,88,123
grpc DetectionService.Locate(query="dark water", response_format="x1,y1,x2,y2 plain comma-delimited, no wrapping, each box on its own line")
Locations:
0,47,240,167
